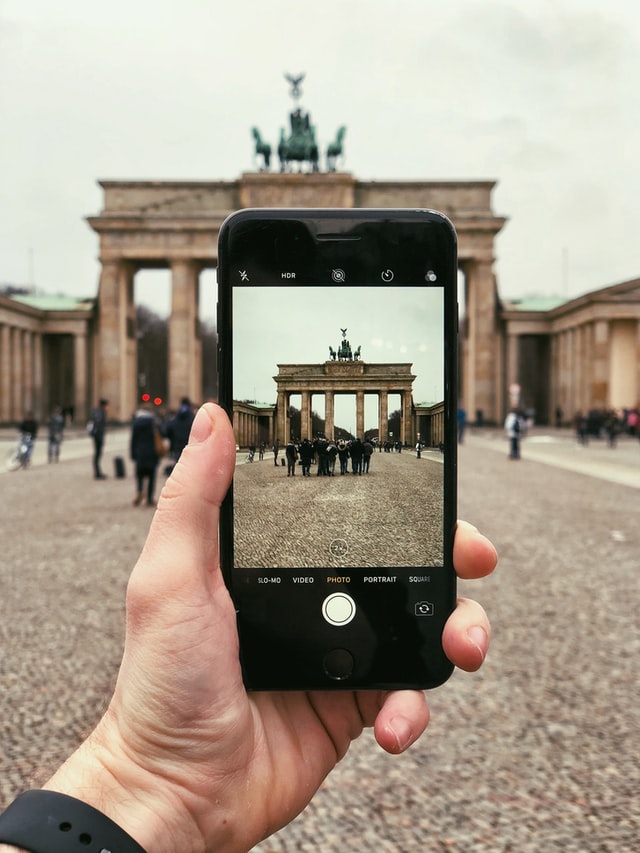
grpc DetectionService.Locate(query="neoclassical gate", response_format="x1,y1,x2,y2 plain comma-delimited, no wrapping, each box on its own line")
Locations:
88,173,505,421
274,360,415,445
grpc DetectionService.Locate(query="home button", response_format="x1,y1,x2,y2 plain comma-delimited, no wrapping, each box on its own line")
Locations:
323,648,355,680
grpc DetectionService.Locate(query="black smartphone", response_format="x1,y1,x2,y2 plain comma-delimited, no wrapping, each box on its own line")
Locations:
217,208,458,690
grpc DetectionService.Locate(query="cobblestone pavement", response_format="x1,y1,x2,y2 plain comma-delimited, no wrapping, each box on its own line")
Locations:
0,428,638,851
234,449,444,567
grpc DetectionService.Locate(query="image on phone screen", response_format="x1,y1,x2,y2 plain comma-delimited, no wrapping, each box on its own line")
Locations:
232,284,445,571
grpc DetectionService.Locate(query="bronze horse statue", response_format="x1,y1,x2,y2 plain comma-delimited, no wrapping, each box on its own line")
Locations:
326,126,346,171
251,127,271,171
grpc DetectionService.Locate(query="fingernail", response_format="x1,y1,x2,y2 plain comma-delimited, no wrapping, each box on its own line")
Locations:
389,716,413,752
188,405,214,445
467,626,489,662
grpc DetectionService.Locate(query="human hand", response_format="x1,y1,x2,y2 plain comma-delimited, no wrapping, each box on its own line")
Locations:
45,403,497,853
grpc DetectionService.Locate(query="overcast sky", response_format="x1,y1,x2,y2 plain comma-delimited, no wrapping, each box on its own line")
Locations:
233,286,444,424
2,0,639,324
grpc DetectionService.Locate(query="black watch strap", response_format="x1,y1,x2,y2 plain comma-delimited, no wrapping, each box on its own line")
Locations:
0,790,148,853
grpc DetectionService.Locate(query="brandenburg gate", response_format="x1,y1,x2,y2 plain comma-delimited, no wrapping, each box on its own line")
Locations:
88,172,505,423
275,359,416,446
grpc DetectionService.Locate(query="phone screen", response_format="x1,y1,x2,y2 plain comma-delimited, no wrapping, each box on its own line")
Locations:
218,209,457,690
232,285,445,570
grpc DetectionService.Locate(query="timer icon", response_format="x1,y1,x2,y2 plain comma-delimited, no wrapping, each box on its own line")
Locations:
381,269,394,282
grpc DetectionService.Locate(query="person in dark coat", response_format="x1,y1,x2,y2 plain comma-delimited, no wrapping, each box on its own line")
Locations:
89,398,109,479
165,398,195,474
285,440,298,476
48,405,65,463
350,438,364,474
299,438,313,476
130,405,160,506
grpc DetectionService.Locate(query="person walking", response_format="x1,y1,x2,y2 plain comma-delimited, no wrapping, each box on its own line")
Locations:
17,412,38,466
362,439,374,473
88,398,109,479
47,405,65,463
130,403,160,506
285,440,298,476
504,408,523,460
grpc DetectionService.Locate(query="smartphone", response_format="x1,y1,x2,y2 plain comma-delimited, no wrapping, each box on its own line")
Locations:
217,208,458,690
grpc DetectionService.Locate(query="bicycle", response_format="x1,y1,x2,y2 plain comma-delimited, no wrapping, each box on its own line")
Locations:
5,433,34,471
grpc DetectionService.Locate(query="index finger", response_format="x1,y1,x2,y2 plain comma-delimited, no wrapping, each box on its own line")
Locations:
453,520,498,580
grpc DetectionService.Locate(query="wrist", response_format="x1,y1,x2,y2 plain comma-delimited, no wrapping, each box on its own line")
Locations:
42,720,206,853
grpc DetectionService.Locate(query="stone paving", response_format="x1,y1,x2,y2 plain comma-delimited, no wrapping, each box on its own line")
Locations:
0,427,638,851
234,448,444,568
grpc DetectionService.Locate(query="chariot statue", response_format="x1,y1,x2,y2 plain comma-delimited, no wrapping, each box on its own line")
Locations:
328,328,361,362
278,73,319,172
250,73,345,174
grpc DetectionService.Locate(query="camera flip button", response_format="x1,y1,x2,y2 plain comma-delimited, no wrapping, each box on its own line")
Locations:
322,592,356,626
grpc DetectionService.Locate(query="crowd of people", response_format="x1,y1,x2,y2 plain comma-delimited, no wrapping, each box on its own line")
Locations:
572,406,639,447
246,435,438,476
8,396,200,509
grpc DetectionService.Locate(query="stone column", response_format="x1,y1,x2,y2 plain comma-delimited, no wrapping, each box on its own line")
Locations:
355,390,365,438
232,407,240,445
566,328,576,416
462,259,499,424
378,389,388,444
169,260,201,410
73,333,88,423
0,324,11,422
325,390,335,439
11,328,23,420
591,320,609,407
506,330,519,389
300,390,311,439
97,260,136,421
574,326,586,413
401,390,412,446
276,389,287,444
32,333,43,420
22,331,33,414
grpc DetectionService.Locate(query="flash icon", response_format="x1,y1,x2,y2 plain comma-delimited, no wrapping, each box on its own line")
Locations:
239,270,249,282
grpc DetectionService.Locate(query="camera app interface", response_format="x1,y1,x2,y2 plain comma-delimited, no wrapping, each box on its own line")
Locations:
232,285,445,570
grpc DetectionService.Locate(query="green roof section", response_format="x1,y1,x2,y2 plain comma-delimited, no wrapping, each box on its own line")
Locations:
503,296,567,312
10,294,94,311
